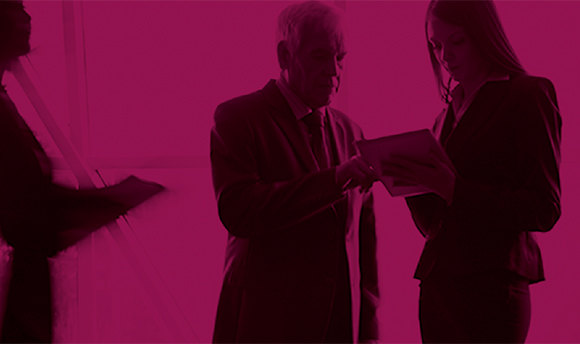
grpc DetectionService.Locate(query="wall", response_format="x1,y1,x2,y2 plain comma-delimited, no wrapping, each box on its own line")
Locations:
3,1,578,342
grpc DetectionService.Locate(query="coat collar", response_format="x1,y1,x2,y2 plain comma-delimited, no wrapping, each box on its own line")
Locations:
262,80,349,172
444,79,511,160
326,108,349,165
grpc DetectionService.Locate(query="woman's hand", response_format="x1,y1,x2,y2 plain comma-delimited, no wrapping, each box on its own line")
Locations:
381,152,456,203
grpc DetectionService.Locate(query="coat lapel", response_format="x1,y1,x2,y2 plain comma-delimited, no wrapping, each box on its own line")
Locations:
327,108,349,165
445,80,511,160
262,80,319,173
326,107,353,228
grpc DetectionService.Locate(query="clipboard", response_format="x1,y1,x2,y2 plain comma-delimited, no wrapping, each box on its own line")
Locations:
356,129,455,197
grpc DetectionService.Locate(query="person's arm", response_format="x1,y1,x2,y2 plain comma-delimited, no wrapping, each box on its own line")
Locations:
0,109,163,254
51,177,164,250
405,193,446,237
211,102,351,238
358,190,380,342
402,110,449,238
447,78,561,233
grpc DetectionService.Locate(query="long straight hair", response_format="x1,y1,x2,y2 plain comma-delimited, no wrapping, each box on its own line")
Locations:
425,0,527,103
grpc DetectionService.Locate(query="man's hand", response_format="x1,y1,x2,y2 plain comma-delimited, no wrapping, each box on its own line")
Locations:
381,152,456,203
336,155,376,192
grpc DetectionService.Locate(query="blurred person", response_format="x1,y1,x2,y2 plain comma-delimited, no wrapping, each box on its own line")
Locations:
0,1,164,342
210,1,379,342
381,0,561,342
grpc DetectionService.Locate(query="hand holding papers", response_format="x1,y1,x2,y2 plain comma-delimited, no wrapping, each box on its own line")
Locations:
356,129,456,199
56,176,165,250
96,175,165,210
336,155,376,193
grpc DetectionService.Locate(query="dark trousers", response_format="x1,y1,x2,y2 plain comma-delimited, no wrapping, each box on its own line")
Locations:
323,245,353,344
419,269,531,343
1,250,52,343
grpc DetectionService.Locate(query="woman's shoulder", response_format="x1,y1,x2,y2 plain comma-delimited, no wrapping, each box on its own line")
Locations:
508,74,560,122
509,74,556,96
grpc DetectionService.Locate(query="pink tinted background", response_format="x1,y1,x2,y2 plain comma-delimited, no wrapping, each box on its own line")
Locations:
2,0,578,342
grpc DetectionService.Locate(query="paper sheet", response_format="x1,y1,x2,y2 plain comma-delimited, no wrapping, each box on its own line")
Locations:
356,129,454,197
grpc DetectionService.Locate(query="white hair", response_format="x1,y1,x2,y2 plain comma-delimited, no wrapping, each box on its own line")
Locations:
276,1,346,56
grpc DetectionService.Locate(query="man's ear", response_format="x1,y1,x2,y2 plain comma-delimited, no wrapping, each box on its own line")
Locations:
277,40,290,70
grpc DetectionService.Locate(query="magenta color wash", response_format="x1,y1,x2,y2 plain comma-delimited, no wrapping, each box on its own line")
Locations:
0,0,577,342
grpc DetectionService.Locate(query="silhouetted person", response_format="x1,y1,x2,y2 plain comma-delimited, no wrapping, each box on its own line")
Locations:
210,1,379,343
0,1,164,342
381,0,561,342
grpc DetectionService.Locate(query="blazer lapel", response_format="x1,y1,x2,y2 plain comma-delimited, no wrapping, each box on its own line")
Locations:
445,80,511,160
327,108,349,165
326,108,352,227
262,80,319,173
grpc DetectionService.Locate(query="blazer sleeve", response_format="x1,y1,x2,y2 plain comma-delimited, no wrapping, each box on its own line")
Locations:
358,190,380,341
406,193,446,237
449,77,561,233
0,110,129,255
405,109,448,238
210,101,346,238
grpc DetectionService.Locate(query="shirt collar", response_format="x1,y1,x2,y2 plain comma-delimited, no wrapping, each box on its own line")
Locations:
450,72,510,125
451,71,510,103
276,71,326,121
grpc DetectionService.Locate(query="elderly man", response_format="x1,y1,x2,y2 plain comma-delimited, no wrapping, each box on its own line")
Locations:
210,1,379,342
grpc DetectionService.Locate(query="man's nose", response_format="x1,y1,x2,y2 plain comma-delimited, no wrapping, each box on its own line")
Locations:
324,56,341,76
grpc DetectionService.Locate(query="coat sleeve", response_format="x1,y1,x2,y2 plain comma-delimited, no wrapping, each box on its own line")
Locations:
406,193,446,237
405,108,448,237
0,110,130,256
448,77,561,233
210,101,347,238
358,190,380,342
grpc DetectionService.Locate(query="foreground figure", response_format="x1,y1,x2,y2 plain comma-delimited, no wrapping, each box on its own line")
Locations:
0,1,163,342
210,1,379,343
383,0,561,343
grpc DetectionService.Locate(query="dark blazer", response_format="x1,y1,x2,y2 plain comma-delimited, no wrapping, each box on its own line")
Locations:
407,75,561,283
0,90,129,342
210,80,379,342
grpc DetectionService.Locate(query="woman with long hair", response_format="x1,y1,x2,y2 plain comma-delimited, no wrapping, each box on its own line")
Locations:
0,1,163,342
383,0,561,342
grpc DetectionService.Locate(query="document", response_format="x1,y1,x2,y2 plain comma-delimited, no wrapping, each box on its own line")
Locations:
356,129,455,197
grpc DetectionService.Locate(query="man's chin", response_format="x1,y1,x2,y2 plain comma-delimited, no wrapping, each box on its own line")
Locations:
311,94,334,109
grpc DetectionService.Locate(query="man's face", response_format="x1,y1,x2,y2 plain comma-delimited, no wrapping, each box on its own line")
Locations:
0,0,32,61
286,24,346,109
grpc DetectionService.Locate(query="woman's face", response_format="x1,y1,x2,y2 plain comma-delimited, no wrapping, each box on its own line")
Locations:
0,0,31,61
427,17,489,85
